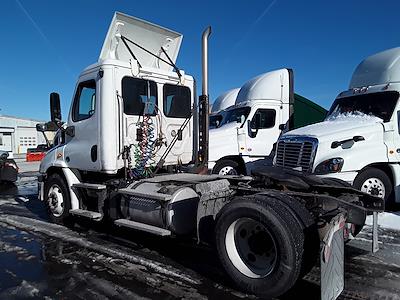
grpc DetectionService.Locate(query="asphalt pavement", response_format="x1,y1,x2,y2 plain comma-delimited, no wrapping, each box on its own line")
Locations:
0,163,400,299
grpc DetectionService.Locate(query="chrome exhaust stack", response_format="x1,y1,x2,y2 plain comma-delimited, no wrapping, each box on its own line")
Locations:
197,26,212,169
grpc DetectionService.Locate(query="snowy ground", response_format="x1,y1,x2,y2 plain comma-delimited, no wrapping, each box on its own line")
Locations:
0,163,400,299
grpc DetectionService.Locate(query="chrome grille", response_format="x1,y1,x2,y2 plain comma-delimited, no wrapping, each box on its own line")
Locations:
275,137,317,172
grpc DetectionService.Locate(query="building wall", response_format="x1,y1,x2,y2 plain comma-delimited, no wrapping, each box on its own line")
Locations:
0,116,46,154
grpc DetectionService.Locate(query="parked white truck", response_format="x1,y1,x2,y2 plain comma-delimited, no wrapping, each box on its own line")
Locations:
209,71,326,175
275,47,400,204
37,12,383,299
209,88,239,129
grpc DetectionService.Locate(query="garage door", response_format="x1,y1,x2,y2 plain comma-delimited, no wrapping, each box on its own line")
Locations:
17,127,37,153
0,132,13,152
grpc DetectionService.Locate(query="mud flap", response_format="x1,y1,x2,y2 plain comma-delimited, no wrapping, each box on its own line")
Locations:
320,213,346,300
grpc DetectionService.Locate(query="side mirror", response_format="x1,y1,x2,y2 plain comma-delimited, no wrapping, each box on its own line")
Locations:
50,92,62,123
251,113,262,129
0,152,9,160
279,124,286,131
36,122,58,132
36,123,46,132
248,119,258,138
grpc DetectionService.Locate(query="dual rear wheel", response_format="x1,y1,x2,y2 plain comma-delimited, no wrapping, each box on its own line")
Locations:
215,196,312,298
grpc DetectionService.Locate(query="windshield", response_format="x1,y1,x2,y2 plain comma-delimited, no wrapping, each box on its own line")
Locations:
219,107,251,127
327,91,399,122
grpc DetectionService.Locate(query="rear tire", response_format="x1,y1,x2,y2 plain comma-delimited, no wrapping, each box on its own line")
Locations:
215,196,304,298
44,173,72,225
212,159,242,175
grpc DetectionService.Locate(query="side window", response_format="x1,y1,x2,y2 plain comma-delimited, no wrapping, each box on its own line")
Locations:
163,84,191,118
251,109,276,129
122,77,157,115
72,80,96,122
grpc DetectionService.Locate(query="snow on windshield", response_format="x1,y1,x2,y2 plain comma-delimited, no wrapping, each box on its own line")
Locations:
326,111,383,123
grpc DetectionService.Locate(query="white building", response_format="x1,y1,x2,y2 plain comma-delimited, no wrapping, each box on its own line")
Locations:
0,115,46,155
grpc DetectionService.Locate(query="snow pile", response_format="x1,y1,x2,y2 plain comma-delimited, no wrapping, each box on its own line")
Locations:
326,111,383,123
365,212,400,231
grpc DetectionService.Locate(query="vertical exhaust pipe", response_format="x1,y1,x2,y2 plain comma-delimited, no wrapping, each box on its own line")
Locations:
202,26,211,97
198,26,211,169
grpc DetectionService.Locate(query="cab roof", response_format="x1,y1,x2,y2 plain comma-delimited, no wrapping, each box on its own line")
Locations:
350,47,400,88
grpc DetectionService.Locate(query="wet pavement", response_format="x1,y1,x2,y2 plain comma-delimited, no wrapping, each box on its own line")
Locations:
1,172,400,299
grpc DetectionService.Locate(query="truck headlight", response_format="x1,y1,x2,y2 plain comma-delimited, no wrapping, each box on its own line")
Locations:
314,158,344,174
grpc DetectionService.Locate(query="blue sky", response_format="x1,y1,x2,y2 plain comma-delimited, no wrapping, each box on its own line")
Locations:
0,0,400,121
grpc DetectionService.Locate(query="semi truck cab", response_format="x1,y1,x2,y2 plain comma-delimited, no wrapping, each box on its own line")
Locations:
209,69,326,175
275,47,400,203
39,13,195,179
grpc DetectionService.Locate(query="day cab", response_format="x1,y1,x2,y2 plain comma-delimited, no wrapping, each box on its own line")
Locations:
275,47,400,204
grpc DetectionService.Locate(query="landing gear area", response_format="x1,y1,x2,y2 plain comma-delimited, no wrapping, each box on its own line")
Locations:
1,175,400,299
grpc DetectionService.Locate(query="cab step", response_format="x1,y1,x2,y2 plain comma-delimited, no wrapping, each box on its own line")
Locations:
114,219,171,236
118,188,171,201
72,183,107,190
69,209,102,220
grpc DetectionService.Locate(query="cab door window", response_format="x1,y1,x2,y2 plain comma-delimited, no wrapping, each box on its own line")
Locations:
250,109,276,129
72,80,96,122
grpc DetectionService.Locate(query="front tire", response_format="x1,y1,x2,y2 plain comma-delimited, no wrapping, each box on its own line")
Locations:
215,196,304,298
44,173,72,225
353,168,392,202
212,159,242,176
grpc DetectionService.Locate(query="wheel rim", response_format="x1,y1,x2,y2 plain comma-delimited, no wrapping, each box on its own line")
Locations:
225,217,278,278
47,184,64,217
360,177,385,199
218,166,238,176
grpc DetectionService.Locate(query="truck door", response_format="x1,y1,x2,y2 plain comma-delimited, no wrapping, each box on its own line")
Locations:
245,108,280,157
64,78,100,171
121,77,159,169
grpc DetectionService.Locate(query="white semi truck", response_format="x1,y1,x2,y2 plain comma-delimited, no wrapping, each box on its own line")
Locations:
37,12,383,299
209,88,239,129
275,47,400,205
209,71,326,175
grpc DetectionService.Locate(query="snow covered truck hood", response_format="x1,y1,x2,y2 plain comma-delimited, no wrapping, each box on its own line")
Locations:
285,113,384,142
282,113,388,172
